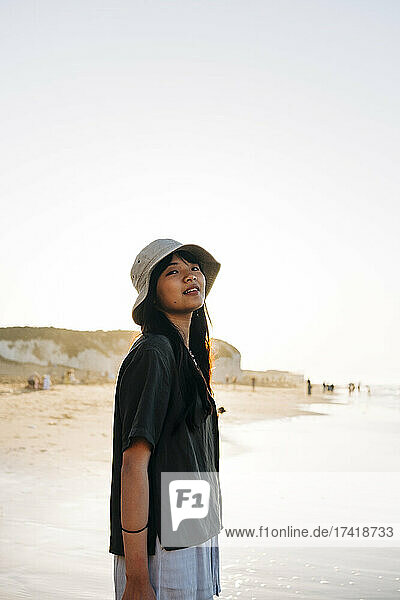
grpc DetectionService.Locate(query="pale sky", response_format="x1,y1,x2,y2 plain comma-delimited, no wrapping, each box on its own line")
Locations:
1,1,399,385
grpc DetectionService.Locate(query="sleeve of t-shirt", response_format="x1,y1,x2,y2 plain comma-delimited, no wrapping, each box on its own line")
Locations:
118,347,172,454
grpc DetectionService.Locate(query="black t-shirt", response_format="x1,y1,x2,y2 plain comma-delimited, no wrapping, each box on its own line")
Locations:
108,332,223,556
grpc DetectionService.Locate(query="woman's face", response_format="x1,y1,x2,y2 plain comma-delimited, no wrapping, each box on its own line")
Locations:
155,253,205,317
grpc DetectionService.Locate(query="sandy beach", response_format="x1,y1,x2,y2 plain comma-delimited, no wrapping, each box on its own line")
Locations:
0,381,332,472
0,382,399,599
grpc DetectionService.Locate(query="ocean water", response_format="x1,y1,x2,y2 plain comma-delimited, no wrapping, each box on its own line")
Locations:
220,384,400,472
217,385,400,599
350,384,400,412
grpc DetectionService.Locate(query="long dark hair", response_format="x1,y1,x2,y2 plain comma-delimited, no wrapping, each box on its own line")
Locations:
136,249,215,434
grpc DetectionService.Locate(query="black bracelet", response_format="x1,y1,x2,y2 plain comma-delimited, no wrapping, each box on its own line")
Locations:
121,522,148,534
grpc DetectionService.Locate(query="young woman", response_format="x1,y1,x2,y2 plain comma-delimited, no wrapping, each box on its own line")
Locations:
109,238,223,600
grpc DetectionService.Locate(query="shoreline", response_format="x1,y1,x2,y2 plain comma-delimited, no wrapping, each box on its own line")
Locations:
0,382,340,473
212,382,341,425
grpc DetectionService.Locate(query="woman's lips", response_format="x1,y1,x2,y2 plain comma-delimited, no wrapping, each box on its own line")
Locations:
183,289,200,295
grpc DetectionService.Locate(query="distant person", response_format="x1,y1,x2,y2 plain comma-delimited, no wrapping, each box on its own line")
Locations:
63,369,72,384
251,376,256,391
27,373,39,390
232,375,237,389
42,374,51,390
323,382,326,392
307,379,312,395
357,382,361,391
225,375,229,385
65,368,77,384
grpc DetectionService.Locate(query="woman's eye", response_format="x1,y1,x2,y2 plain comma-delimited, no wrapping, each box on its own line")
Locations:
166,266,200,276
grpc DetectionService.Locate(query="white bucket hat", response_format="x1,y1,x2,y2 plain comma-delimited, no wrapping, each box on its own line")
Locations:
130,238,221,325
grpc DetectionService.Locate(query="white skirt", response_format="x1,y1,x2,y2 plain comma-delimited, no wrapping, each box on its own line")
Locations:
114,533,221,600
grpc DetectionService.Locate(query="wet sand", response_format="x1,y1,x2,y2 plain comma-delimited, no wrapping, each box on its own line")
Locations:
0,382,399,598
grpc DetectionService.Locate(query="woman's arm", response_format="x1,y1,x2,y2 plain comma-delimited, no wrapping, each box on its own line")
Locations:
121,437,153,586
